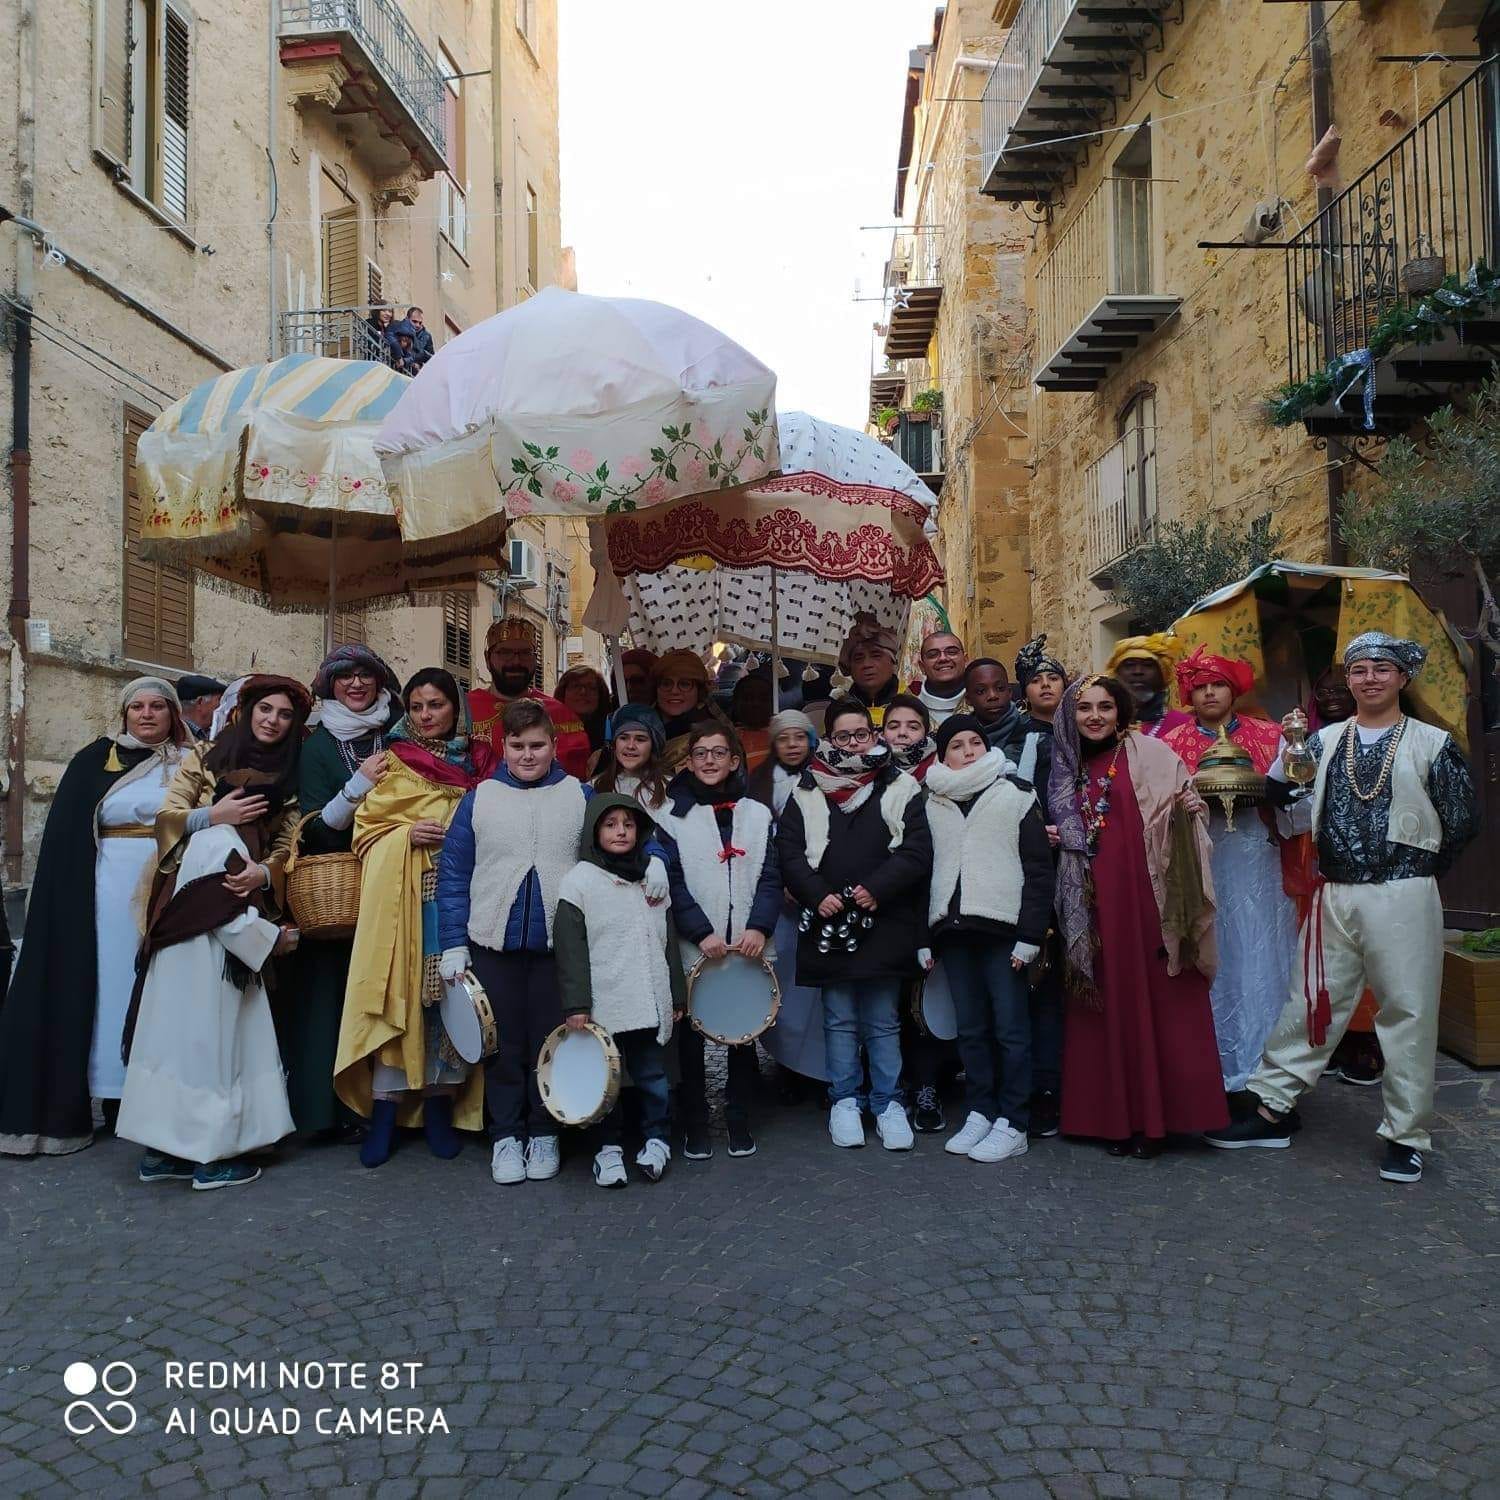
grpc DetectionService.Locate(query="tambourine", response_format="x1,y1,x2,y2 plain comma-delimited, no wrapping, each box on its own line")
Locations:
687,951,781,1046
440,970,498,1065
536,1021,622,1127
912,961,958,1041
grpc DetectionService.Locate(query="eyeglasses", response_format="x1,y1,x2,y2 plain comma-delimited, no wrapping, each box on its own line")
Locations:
338,669,378,685
690,746,734,762
829,728,875,747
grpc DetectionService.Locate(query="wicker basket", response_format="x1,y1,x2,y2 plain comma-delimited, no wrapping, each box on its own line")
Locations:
1400,236,1445,297
285,811,362,940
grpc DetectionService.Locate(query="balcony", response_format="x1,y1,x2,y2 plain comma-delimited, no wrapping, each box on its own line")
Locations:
883,227,943,361
980,1,1183,206
1034,177,1179,391
1084,426,1156,581
280,306,397,363
1281,57,1500,438
893,412,943,494
868,371,906,422
278,0,448,191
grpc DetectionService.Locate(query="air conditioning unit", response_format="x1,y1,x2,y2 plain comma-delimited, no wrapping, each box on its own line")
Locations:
506,537,542,589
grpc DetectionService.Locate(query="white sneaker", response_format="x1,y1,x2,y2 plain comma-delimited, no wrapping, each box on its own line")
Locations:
828,1098,865,1148
945,1111,992,1155
875,1100,915,1151
593,1145,627,1188
525,1135,561,1180
636,1138,671,1182
490,1136,525,1185
969,1119,1029,1163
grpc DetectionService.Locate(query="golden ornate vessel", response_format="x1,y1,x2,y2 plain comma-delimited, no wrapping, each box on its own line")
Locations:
1192,725,1265,830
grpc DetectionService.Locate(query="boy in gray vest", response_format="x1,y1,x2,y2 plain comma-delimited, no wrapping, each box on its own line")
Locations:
1205,632,1477,1182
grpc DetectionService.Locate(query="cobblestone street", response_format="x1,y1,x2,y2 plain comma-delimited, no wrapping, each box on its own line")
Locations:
1,1055,1497,1500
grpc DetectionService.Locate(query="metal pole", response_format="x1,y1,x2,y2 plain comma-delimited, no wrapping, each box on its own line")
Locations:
325,517,337,655
770,568,780,713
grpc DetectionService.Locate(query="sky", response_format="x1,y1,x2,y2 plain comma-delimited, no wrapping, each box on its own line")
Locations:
559,0,941,431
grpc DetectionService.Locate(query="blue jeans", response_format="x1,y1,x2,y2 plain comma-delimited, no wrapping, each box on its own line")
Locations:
941,940,1032,1130
823,981,903,1114
599,1028,670,1146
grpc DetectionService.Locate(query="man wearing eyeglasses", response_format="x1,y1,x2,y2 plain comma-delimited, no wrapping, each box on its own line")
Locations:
909,631,968,727
469,616,591,779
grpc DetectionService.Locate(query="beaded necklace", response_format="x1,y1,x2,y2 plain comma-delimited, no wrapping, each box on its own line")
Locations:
1343,715,1406,802
1076,739,1125,855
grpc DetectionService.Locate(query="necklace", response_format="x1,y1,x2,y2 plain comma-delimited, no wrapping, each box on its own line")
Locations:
1343,716,1405,802
1076,740,1124,855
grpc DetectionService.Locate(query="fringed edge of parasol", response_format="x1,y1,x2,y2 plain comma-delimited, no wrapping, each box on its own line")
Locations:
399,513,509,566
184,569,443,616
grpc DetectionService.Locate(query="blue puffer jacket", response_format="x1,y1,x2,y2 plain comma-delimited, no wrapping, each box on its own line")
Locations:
437,763,594,954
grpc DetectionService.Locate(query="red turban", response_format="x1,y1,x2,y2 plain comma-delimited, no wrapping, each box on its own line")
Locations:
1175,645,1254,702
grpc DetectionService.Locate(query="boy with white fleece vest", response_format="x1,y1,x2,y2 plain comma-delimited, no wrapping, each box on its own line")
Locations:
923,714,1055,1164
437,699,668,1186
658,724,782,1161
554,794,687,1188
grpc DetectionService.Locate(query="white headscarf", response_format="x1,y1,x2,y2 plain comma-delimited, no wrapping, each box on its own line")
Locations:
116,675,186,751
209,676,248,740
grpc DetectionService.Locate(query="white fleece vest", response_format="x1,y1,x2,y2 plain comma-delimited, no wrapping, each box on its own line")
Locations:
556,862,674,1043
659,798,773,945
790,772,922,869
925,773,1034,928
1310,717,1447,854
467,777,586,946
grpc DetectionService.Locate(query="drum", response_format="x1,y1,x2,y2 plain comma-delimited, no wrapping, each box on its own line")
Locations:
439,970,498,1065
687,952,780,1046
914,961,958,1041
536,1022,621,1127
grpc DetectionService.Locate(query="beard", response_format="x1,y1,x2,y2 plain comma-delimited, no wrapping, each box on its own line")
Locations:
494,668,533,698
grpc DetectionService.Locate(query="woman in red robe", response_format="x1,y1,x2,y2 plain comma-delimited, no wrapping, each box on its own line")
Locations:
1048,675,1228,1157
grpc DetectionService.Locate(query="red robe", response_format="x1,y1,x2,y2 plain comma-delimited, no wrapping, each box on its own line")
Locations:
1158,713,1283,775
467,687,591,780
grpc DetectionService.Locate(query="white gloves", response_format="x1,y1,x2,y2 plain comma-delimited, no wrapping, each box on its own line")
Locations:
1011,941,1040,966
439,947,471,983
917,947,934,972
643,856,669,903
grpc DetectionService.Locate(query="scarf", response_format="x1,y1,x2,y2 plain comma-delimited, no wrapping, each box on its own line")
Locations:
319,691,393,744
1049,680,1104,998
924,748,1007,805
913,680,966,721
810,742,891,808
202,674,311,812
670,767,748,808
888,736,937,777
771,762,799,815
979,703,1021,751
388,695,480,774
593,827,652,882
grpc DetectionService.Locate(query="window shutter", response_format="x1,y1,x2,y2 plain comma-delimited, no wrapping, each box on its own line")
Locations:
94,0,132,168
366,258,384,309
123,406,194,668
333,608,367,646
322,207,360,306
442,591,473,687
159,7,190,221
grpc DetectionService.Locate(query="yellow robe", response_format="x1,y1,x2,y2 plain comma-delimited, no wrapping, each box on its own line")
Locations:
333,755,485,1129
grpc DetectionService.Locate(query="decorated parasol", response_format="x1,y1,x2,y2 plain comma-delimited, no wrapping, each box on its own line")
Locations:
584,411,944,700
1172,560,1472,746
135,354,498,629
374,286,780,548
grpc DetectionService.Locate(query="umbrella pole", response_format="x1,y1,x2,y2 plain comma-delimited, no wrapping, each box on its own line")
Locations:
609,633,629,707
325,517,338,655
770,567,780,713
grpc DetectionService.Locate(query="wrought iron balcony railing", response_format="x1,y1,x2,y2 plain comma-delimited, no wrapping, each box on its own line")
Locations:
1084,426,1156,580
883,227,943,361
280,306,397,364
1282,57,1500,432
1034,176,1179,390
278,0,447,168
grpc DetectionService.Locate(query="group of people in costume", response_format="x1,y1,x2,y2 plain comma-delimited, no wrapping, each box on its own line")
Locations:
0,605,1477,1190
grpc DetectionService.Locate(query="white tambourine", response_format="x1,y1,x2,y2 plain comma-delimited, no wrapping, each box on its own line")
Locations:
687,952,781,1047
536,1021,622,1127
439,970,498,1065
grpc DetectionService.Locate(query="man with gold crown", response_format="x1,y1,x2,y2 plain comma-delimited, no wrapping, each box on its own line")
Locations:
1206,631,1478,1183
1161,646,1298,1094
1103,633,1191,739
469,617,592,779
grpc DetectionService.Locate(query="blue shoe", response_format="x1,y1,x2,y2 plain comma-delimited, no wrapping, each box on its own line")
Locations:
191,1159,261,1191
138,1150,195,1183
360,1099,399,1169
422,1096,461,1159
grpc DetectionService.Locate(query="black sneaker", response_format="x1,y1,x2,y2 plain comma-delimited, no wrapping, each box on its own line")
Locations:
726,1122,756,1157
1029,1090,1060,1139
1340,1038,1384,1088
1203,1109,1294,1150
682,1124,713,1161
1379,1143,1423,1183
912,1086,945,1134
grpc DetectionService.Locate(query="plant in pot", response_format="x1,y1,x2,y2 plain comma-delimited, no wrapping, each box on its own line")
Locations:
875,406,900,436
910,388,943,417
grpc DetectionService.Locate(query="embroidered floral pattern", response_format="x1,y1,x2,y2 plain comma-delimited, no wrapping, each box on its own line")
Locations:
497,407,774,516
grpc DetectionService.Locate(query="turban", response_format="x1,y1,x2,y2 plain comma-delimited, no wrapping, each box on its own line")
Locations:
768,708,818,750
838,612,899,670
653,649,710,685
1104,632,1182,676
1175,644,1255,702
935,713,986,760
1014,633,1066,687
1344,630,1426,679
486,616,540,653
311,643,401,701
120,675,180,714
608,703,666,752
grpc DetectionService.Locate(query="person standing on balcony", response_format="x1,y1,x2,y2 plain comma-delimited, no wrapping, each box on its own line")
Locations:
907,631,969,727
1205,633,1478,1184
1103,634,1190,740
406,307,435,370
468,617,591,779
367,306,395,364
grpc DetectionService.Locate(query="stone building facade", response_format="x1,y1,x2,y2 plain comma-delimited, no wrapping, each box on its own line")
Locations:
0,0,576,885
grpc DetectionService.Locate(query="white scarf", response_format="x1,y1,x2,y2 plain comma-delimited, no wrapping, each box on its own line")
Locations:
924,748,1008,803
771,762,798,815
319,690,392,742
915,680,966,724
